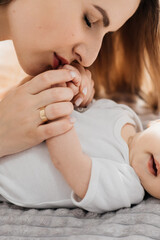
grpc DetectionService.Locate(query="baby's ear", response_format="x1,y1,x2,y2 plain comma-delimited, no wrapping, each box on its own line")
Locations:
147,119,160,128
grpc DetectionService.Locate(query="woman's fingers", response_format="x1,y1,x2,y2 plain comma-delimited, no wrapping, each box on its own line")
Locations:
69,64,95,107
80,78,95,107
61,65,81,87
37,102,74,124
35,87,73,108
38,117,74,140
25,69,77,94
60,64,94,107
73,74,95,107
0,68,79,156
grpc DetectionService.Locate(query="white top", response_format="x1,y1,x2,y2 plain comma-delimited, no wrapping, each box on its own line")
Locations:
0,99,145,213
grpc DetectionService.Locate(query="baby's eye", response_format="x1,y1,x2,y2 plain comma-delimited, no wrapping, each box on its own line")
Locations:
84,15,92,28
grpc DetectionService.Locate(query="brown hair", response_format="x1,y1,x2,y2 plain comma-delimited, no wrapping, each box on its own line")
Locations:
90,0,160,111
0,0,11,4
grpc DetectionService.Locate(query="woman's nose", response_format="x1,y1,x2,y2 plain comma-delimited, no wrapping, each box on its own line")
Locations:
73,39,103,67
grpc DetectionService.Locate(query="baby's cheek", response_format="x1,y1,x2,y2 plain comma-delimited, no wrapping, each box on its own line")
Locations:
131,157,142,177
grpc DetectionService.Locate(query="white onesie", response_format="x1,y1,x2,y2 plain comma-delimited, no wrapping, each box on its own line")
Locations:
0,99,145,213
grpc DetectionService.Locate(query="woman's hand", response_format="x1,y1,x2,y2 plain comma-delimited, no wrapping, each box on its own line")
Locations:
59,64,95,107
0,69,79,157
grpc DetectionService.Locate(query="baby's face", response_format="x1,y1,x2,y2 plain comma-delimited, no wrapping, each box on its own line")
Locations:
129,120,160,199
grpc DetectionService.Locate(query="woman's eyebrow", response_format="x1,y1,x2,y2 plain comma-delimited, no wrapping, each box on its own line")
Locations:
93,5,110,27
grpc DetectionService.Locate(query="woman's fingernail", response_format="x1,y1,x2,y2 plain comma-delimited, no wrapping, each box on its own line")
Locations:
82,87,87,96
70,71,76,79
75,97,83,106
70,117,77,123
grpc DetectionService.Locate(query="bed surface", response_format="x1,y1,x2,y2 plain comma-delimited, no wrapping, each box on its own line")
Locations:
0,196,160,239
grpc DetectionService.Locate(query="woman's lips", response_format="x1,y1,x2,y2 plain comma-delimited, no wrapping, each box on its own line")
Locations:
53,53,60,69
53,53,69,69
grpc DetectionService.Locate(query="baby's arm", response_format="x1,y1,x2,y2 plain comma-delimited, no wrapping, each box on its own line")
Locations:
46,64,94,199
46,126,92,199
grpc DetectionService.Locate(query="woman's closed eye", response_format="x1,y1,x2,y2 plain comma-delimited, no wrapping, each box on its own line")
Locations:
84,15,92,28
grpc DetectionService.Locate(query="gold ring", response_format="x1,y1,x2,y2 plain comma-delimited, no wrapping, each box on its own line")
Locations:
39,107,48,123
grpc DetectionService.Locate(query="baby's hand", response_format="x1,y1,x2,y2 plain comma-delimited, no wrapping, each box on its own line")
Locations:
62,63,95,107
60,64,81,97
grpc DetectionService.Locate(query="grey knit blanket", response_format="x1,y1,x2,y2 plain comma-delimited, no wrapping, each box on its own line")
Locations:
0,196,160,240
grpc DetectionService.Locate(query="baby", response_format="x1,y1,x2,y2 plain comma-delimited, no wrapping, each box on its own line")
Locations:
1,94,160,213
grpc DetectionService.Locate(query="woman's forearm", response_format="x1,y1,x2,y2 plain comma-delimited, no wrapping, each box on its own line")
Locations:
46,127,92,199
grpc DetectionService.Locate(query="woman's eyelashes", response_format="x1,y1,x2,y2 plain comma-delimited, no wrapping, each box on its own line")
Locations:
84,14,92,28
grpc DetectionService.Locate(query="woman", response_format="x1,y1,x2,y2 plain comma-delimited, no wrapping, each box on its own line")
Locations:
0,0,159,158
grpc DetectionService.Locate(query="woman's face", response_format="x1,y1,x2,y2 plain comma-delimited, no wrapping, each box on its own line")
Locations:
7,0,140,76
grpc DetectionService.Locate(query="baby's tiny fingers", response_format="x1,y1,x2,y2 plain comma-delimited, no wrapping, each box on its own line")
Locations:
76,84,95,107
73,94,84,107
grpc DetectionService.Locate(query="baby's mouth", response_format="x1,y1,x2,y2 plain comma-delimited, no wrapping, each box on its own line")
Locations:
148,155,158,176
